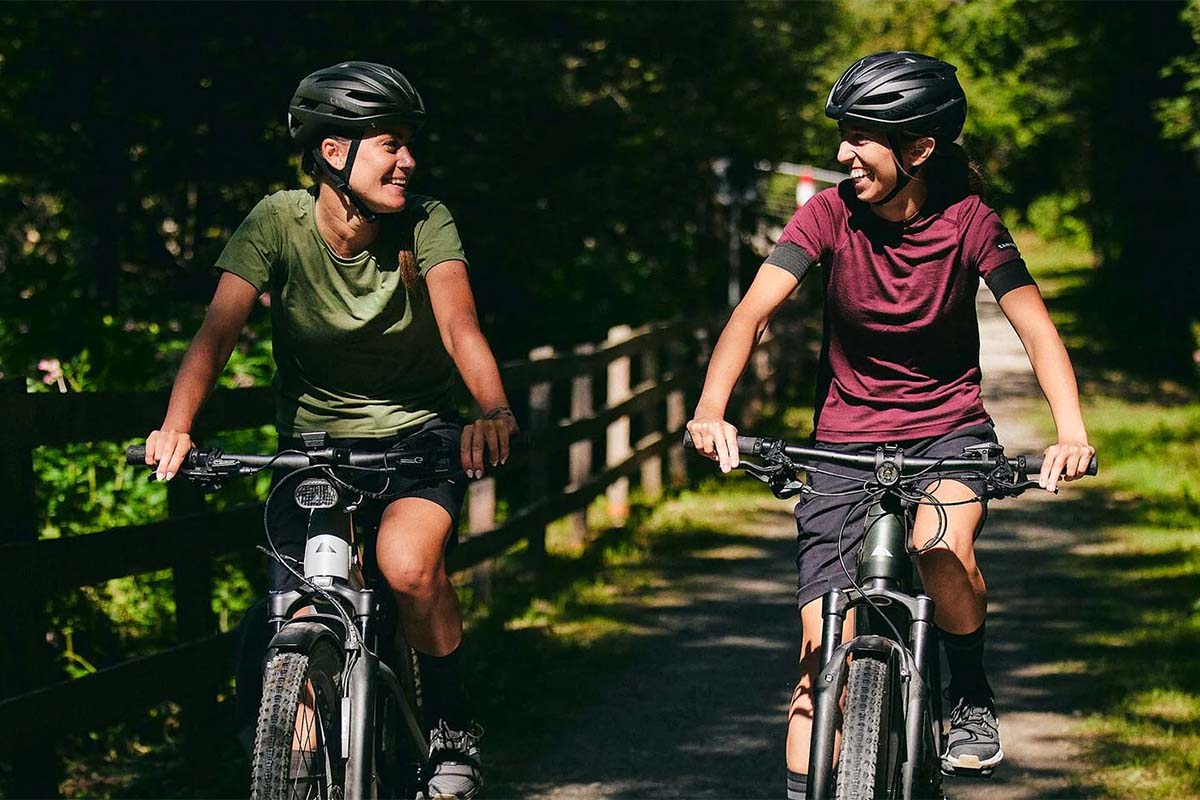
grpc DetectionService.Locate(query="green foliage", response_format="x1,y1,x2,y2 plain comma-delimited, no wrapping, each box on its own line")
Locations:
1156,0,1200,152
1025,192,1091,249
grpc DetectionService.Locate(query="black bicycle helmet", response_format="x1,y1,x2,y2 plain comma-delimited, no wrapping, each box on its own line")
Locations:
825,51,965,141
288,61,425,221
289,61,425,146
826,51,965,205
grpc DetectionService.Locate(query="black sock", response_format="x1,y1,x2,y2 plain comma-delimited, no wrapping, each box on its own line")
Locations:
416,644,471,731
940,621,993,700
787,770,808,800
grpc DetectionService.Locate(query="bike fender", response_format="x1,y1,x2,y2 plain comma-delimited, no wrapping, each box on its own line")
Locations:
265,617,346,659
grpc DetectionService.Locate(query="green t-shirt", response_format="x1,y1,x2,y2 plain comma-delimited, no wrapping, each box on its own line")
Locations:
215,188,466,438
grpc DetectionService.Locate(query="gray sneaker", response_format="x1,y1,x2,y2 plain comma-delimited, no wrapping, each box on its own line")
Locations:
425,721,483,799
941,694,1003,775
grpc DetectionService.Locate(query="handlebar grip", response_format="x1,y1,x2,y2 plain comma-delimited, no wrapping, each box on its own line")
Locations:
127,444,147,464
681,431,761,456
1023,453,1099,476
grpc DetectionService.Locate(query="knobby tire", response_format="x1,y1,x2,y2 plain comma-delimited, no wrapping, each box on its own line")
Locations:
251,640,345,800
837,656,893,800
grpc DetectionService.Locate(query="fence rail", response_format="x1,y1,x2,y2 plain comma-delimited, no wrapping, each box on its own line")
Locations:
0,314,798,793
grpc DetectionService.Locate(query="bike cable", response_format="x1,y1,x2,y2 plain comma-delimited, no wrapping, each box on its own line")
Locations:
260,465,377,659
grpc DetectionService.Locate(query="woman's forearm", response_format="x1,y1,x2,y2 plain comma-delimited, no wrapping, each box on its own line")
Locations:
446,326,510,413
694,308,766,419
161,324,240,432
1025,333,1088,443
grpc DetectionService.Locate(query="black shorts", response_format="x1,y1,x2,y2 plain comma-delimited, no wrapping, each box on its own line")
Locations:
794,420,997,611
265,416,467,594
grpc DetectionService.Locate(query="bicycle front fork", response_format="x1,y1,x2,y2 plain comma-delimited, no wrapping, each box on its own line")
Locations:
806,585,938,800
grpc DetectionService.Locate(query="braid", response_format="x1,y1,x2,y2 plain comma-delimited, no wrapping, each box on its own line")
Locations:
399,249,419,290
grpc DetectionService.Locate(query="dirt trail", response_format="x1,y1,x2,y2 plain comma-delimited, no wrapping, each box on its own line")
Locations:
493,286,1093,799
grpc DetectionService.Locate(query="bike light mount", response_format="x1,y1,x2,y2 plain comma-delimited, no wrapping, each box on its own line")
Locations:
874,445,903,487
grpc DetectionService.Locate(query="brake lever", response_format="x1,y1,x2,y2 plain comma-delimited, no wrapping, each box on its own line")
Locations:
983,479,1049,500
740,461,809,500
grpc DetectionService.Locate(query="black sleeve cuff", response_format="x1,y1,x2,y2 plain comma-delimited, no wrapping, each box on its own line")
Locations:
764,241,815,284
984,259,1037,301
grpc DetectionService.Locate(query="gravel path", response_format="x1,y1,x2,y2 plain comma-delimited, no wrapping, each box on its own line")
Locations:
494,286,1095,799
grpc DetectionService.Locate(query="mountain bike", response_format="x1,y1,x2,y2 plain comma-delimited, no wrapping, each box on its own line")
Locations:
129,429,462,800
685,432,1096,800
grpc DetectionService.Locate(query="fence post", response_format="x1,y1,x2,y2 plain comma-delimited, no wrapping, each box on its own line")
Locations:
168,478,220,767
566,343,595,548
664,327,690,487
467,478,496,604
527,345,554,564
605,325,633,524
667,385,688,487
638,343,663,501
0,380,59,797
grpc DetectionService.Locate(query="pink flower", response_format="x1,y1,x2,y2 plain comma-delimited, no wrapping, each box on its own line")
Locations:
37,358,63,385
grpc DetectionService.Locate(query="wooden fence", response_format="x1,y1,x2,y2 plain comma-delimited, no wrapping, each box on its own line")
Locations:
0,315,798,795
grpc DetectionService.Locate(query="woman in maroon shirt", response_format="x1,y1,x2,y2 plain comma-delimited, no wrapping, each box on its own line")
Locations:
687,52,1094,798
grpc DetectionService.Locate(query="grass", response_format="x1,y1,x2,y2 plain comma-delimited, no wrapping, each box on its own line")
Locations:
1019,231,1200,799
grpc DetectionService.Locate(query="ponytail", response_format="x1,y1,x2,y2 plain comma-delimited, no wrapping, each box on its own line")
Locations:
924,140,985,202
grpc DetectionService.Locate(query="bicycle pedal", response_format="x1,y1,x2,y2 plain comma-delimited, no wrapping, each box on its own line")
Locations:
941,759,995,778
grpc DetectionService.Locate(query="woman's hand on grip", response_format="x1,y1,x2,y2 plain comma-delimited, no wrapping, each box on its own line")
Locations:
461,408,520,479
1040,440,1094,492
144,428,194,482
686,416,740,473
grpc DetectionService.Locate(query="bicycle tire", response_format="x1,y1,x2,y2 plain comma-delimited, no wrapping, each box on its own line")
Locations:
251,639,346,800
836,656,893,800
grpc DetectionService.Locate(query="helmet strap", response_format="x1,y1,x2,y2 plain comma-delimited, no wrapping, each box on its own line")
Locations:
872,132,923,207
312,138,378,223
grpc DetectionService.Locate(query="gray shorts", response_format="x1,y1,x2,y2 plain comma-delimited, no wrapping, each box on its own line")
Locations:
794,420,997,611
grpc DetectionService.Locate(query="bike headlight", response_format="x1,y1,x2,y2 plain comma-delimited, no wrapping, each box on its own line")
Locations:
875,461,900,487
294,477,338,509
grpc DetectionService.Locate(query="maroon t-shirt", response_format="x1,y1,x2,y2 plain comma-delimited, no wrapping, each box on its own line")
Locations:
765,182,1035,443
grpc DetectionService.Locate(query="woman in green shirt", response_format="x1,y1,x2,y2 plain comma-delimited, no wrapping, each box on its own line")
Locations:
144,62,512,799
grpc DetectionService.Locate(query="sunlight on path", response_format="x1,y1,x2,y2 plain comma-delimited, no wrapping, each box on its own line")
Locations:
499,286,1093,799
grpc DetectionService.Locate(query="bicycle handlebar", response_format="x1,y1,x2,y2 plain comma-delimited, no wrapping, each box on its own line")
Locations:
126,436,462,482
682,431,1098,479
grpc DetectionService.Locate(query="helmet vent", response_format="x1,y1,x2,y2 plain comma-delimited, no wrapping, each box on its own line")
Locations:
861,92,904,106
346,89,388,103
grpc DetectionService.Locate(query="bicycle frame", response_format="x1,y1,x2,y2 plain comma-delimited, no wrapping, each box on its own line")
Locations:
680,429,1096,800
263,475,428,800
806,490,941,800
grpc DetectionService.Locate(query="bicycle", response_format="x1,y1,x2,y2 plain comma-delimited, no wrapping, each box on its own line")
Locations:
685,431,1096,800
129,429,463,800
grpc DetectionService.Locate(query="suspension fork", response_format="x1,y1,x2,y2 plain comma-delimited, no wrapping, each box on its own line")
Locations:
344,649,378,800
808,586,849,800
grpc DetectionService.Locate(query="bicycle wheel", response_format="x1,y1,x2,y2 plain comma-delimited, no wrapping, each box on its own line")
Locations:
252,638,346,800
836,656,897,800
